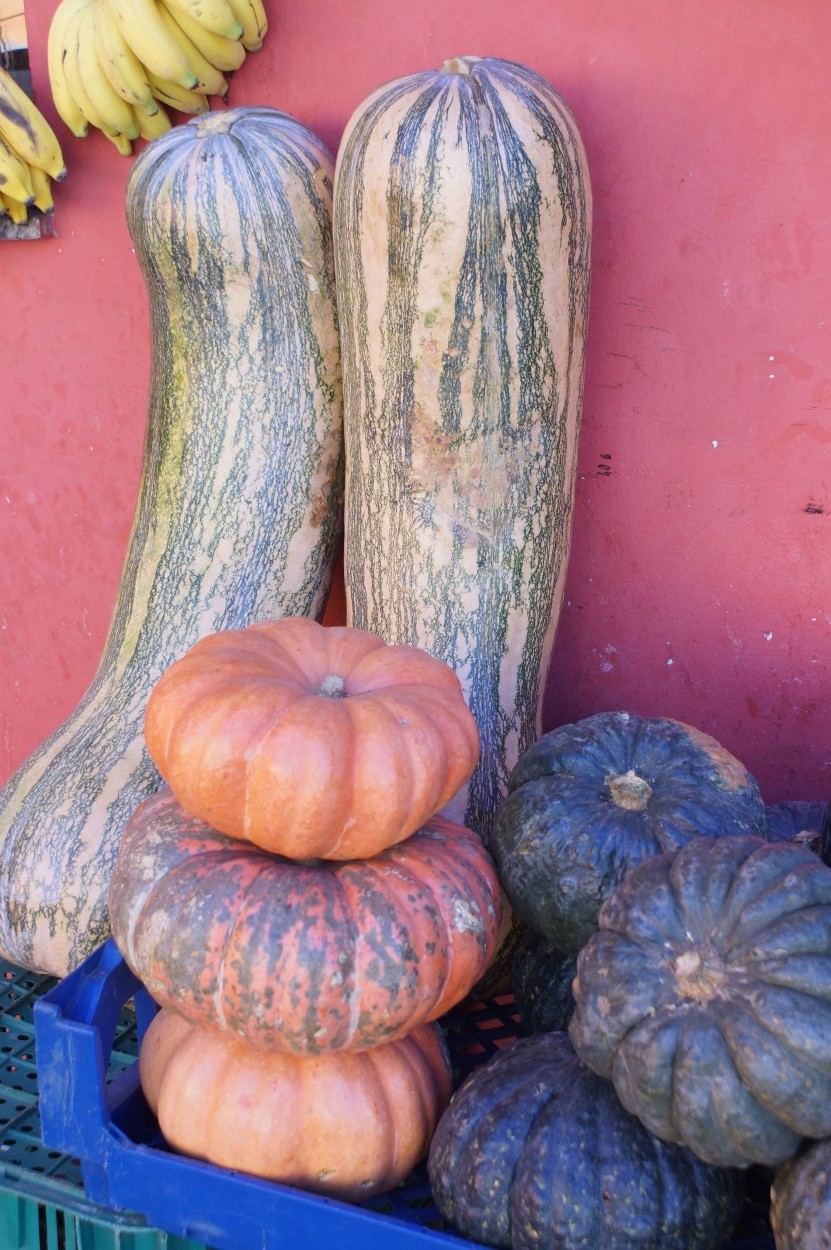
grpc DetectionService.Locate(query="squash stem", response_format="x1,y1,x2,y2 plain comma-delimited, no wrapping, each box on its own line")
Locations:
441,55,482,77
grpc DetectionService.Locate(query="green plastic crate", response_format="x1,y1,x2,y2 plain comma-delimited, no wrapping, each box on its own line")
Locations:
0,959,207,1250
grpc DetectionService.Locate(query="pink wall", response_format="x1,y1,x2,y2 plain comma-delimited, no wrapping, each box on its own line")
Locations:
2,0,829,802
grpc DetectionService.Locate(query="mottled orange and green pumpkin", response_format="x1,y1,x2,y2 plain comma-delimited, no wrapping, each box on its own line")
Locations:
109,787,502,1053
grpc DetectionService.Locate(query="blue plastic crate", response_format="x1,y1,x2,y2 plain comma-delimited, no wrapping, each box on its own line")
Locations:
34,940,776,1250
0,955,205,1249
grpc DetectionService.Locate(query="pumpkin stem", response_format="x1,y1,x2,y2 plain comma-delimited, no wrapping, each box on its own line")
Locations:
673,946,728,1000
318,673,346,698
607,769,653,811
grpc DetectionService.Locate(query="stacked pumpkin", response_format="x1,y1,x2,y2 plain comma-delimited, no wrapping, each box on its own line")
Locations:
107,615,503,1200
427,710,831,1250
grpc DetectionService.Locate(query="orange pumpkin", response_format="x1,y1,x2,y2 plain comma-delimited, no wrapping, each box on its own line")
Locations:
144,617,480,859
140,1008,453,1200
108,787,502,1053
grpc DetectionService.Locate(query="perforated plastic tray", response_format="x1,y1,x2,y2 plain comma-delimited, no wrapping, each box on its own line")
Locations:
33,940,776,1250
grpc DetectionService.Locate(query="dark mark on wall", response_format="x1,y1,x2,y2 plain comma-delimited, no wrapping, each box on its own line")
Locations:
597,453,612,477
804,500,826,515
622,321,672,334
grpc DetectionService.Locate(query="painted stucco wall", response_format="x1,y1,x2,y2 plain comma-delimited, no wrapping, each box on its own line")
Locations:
2,0,829,802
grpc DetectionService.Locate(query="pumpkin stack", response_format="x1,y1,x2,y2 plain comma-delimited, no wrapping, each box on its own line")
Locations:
107,615,503,1201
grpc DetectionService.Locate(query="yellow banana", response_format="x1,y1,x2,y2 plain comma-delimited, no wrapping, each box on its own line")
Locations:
93,0,158,113
74,3,141,137
159,0,245,72
223,0,266,51
29,164,55,212
47,0,92,137
135,100,172,140
156,2,228,96
0,66,66,181
0,189,29,223
163,0,242,42
147,70,210,114
104,129,134,154
105,0,199,90
61,5,109,132
0,132,35,204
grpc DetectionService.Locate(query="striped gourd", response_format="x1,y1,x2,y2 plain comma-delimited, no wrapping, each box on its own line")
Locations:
334,57,591,985
0,107,343,977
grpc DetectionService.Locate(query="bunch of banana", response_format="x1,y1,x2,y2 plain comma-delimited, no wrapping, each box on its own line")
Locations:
0,66,66,224
47,0,267,154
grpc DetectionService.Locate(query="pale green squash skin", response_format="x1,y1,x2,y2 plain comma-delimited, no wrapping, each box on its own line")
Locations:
334,57,591,989
0,108,343,977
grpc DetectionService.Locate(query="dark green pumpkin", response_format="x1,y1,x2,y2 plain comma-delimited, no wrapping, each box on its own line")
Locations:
490,712,769,953
569,835,831,1169
770,1137,831,1250
428,1031,745,1250
511,930,576,1035
765,800,830,863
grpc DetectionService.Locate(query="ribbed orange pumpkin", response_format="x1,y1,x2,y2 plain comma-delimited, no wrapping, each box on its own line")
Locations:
140,1008,453,1200
108,787,502,1053
144,617,480,859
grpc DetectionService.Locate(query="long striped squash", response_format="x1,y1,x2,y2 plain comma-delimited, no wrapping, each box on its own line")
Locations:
334,57,591,987
0,107,343,977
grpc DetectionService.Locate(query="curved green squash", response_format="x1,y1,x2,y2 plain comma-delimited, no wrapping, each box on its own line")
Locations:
0,107,343,977
334,56,591,988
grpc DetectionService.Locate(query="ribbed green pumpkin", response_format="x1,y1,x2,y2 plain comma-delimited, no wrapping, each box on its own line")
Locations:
428,1031,745,1250
770,1138,831,1250
0,107,343,977
766,799,830,862
491,712,769,954
334,55,592,989
569,835,831,1168
511,930,577,1035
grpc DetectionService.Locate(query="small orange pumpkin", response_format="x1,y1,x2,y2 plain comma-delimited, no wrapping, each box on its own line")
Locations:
144,617,480,859
140,1008,453,1200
